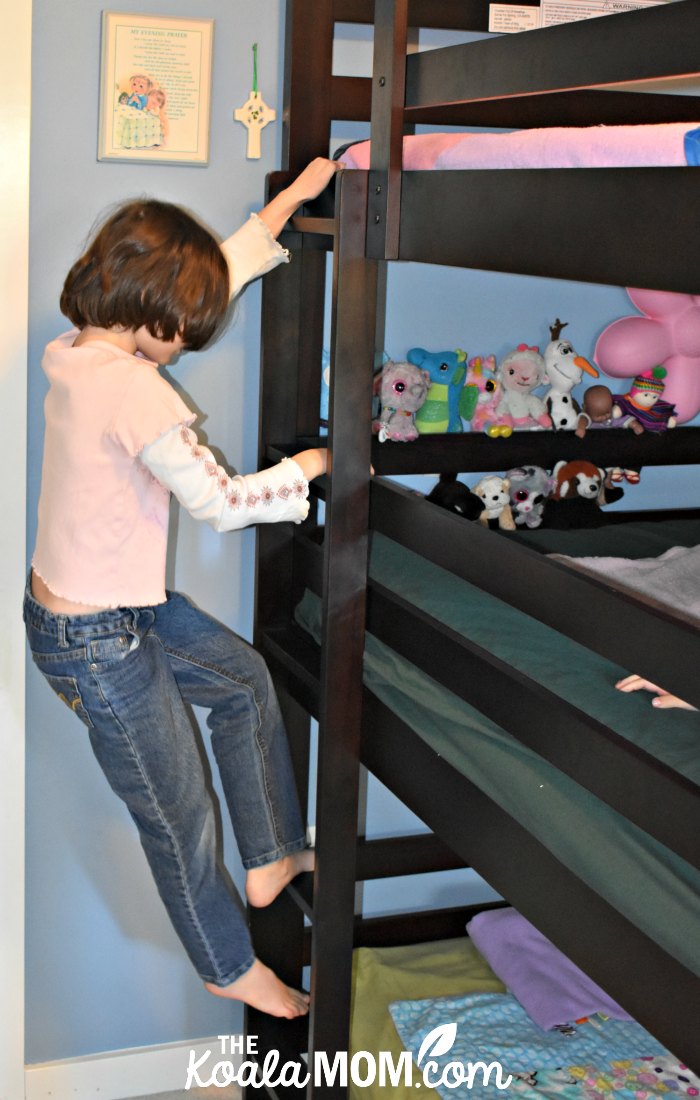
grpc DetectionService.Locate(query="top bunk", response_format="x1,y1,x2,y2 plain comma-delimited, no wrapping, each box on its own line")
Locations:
283,0,700,292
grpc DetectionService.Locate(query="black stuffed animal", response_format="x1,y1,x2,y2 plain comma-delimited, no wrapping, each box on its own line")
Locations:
426,473,485,521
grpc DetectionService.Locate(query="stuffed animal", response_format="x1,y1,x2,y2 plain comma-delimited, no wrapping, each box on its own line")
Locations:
372,359,430,442
612,366,678,433
546,459,624,528
541,319,599,430
471,475,516,530
465,355,513,437
426,473,485,521
408,347,477,434
496,344,552,430
506,465,556,529
553,459,606,502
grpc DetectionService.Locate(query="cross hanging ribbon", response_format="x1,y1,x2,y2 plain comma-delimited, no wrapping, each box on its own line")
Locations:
234,43,276,159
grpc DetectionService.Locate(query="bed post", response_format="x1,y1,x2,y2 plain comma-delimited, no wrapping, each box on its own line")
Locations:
304,168,377,1095
367,0,408,259
282,0,336,170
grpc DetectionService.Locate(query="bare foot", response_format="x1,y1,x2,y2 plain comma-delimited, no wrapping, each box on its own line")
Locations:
205,959,309,1018
246,849,315,908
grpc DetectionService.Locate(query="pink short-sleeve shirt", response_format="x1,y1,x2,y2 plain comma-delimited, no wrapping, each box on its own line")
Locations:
32,214,288,607
32,333,195,607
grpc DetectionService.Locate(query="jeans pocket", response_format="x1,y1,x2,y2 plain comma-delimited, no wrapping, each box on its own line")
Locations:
87,631,139,665
41,672,94,728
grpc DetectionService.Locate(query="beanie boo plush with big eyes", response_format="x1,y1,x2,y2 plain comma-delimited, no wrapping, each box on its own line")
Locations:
372,359,430,442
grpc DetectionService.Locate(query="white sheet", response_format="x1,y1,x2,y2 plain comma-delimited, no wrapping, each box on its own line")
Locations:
550,544,700,623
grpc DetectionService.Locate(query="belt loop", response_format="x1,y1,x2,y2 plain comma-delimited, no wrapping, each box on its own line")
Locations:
57,615,69,649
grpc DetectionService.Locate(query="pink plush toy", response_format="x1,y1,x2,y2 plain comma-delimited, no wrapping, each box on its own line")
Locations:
496,345,552,430
466,355,513,437
595,288,700,424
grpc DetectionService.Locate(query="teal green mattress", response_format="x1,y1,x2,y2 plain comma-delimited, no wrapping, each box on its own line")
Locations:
506,516,700,558
295,531,700,979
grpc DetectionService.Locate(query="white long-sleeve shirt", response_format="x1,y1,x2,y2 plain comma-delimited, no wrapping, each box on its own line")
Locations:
221,212,290,297
141,425,309,533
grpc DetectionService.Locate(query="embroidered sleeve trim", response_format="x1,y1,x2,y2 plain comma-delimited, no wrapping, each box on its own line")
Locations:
141,423,310,531
176,426,306,515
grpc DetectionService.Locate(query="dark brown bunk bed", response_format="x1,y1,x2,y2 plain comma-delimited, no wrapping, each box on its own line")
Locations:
249,1,700,1094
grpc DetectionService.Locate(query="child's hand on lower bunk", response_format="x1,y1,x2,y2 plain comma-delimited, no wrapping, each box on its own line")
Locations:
615,674,697,711
291,449,372,481
292,448,328,482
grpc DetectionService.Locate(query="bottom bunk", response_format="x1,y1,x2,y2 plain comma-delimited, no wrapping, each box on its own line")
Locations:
272,485,699,1072
346,934,700,1100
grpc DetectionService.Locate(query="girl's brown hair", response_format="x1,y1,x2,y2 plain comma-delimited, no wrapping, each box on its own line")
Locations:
60,199,230,351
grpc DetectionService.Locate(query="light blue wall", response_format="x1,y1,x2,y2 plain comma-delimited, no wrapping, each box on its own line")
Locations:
26,3,698,1067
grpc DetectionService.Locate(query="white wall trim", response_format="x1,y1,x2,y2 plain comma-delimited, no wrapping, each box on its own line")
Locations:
25,1037,242,1100
0,3,31,1099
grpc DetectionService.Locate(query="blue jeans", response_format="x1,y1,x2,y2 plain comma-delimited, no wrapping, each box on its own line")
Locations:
23,582,306,986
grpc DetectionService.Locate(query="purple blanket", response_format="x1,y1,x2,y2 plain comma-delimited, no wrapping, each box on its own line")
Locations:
467,907,632,1030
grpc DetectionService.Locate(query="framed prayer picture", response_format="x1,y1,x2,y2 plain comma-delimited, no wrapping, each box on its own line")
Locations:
98,12,214,165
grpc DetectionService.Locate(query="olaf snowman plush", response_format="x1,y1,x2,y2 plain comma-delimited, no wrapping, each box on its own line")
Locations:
542,319,599,430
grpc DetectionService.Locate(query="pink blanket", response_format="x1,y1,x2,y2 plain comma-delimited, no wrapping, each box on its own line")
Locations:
339,123,697,170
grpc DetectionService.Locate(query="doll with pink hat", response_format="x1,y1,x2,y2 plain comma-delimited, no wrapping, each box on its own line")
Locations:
612,366,677,432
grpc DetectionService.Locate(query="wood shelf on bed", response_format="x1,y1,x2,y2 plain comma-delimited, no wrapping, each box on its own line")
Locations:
270,427,700,478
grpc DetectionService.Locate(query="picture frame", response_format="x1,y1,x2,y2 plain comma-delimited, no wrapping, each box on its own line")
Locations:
98,12,214,166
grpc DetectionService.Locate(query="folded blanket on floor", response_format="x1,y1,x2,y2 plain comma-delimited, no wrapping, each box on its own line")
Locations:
338,124,699,170
467,907,631,1029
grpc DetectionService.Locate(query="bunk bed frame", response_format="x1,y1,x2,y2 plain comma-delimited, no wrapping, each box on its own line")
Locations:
250,1,700,1093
